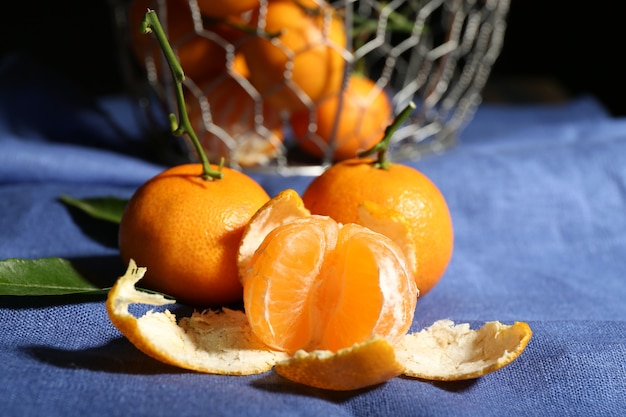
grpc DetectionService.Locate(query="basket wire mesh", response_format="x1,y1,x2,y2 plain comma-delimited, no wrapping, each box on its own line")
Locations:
114,0,510,174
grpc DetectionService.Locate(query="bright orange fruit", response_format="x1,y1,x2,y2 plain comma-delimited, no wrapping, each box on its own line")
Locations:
240,190,418,355
291,74,393,161
302,159,454,296
240,0,346,112
118,163,270,307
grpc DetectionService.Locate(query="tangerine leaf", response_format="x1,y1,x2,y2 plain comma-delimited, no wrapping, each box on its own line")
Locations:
59,195,127,224
0,258,106,296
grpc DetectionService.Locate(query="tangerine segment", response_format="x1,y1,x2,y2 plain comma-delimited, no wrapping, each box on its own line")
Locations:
275,336,404,391
238,189,311,283
244,217,334,353
106,260,288,375
396,320,533,381
243,215,418,354
322,223,416,351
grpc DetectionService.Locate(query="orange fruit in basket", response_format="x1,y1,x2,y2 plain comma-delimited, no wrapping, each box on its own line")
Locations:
240,0,346,112
128,0,240,83
118,163,270,307
196,0,260,19
239,189,418,354
302,159,453,296
186,75,284,167
291,73,393,161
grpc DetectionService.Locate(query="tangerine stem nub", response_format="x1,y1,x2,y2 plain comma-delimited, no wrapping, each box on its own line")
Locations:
142,10,223,181
358,101,416,170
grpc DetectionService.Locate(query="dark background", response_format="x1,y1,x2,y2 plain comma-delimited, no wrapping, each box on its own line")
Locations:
2,1,625,115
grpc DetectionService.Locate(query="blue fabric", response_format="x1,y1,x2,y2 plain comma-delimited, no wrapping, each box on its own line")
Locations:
1,54,625,416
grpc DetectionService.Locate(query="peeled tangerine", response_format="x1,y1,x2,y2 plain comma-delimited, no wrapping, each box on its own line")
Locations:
106,190,532,390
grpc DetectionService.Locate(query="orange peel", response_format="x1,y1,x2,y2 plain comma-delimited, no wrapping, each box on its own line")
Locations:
106,260,288,375
274,336,404,391
106,261,531,387
396,319,533,381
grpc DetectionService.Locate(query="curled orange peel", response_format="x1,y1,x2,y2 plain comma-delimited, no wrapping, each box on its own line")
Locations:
397,319,533,381
107,261,531,388
274,336,404,391
106,259,288,375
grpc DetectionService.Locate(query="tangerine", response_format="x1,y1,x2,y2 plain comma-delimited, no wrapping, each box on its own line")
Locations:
291,74,393,161
302,158,453,295
240,0,346,112
239,190,418,354
118,163,270,307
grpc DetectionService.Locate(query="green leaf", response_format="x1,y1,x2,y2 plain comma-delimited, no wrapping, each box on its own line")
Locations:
59,195,128,224
0,258,107,296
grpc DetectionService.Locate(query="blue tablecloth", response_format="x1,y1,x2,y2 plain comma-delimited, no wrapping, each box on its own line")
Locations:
1,54,625,416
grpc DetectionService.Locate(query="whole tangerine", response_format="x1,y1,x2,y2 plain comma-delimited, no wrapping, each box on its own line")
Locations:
291,74,392,161
118,163,270,307
240,0,346,112
302,158,453,296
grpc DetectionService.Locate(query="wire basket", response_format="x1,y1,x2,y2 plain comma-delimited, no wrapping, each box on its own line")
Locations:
115,0,510,174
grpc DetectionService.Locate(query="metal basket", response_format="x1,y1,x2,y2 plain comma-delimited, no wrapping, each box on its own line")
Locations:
114,0,510,174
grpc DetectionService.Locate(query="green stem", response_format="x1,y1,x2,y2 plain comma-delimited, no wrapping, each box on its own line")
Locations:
142,10,222,180
358,102,416,170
